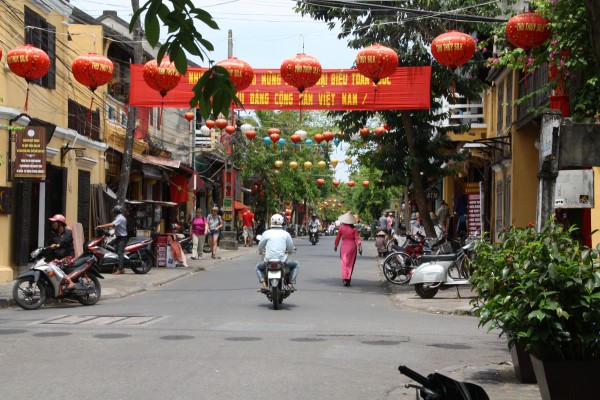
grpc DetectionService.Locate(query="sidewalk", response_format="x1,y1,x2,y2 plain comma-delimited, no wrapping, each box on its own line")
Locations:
0,244,257,309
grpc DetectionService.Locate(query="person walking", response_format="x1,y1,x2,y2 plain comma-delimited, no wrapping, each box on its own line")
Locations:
190,208,208,259
437,200,450,233
207,206,223,259
97,205,128,275
242,206,256,247
334,212,362,286
378,212,388,239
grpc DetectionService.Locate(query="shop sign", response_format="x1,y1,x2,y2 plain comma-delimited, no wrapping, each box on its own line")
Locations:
425,187,439,200
223,211,233,221
14,126,46,179
0,187,12,214
554,169,594,208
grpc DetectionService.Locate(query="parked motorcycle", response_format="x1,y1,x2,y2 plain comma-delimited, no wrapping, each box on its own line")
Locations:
408,239,475,299
399,365,489,400
12,247,103,310
92,228,154,274
361,225,372,241
308,226,319,245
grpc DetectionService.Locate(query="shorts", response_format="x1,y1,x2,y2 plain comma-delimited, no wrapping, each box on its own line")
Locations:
243,226,253,238
209,229,220,238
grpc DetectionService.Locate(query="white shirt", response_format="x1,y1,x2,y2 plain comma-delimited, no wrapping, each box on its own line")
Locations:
257,227,294,262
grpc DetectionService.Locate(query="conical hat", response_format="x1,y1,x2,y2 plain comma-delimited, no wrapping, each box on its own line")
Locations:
338,212,357,225
376,230,387,236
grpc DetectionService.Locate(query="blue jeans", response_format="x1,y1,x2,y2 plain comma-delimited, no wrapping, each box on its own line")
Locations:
256,259,299,284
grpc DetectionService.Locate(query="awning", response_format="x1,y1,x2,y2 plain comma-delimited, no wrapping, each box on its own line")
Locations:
234,201,247,211
132,153,180,169
141,200,178,207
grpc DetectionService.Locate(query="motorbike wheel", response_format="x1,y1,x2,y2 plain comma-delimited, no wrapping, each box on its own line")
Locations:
13,277,46,310
183,241,193,254
271,286,281,310
414,283,439,299
386,238,398,253
77,275,101,306
237,233,245,244
382,252,416,285
131,253,153,274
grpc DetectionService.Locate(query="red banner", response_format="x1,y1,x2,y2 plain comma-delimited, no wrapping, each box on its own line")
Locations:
129,65,431,111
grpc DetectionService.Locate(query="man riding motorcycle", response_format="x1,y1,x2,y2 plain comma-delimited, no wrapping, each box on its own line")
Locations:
308,213,321,241
256,214,300,292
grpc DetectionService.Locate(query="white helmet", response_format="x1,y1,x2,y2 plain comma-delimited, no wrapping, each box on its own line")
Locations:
270,213,284,228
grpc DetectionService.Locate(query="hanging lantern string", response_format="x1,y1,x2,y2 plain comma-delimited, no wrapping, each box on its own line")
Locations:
24,84,30,112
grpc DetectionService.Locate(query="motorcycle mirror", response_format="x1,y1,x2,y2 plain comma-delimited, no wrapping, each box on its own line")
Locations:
256,235,262,241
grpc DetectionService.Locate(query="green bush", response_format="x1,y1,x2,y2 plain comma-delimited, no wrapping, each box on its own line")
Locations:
470,218,600,361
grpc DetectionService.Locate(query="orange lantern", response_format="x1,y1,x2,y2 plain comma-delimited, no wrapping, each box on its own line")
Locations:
215,118,228,130
274,160,283,168
317,178,325,186
431,30,475,71
347,181,355,188
184,111,195,132
362,180,370,188
314,133,324,144
289,161,299,169
332,179,340,187
360,128,370,137
355,44,398,85
7,44,51,111
215,57,254,92
205,119,216,129
506,11,551,51
245,130,257,140
280,53,322,94
374,126,386,136
143,56,181,97
225,125,236,135
317,161,327,169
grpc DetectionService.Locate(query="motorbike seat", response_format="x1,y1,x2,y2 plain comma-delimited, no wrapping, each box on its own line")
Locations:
64,255,94,274
419,253,457,263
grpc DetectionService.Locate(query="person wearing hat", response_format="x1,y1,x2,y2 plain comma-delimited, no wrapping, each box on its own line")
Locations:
47,214,76,289
97,205,128,275
207,206,223,259
375,230,389,258
334,211,362,286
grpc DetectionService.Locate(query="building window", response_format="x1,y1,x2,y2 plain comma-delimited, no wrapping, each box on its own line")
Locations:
505,176,511,229
68,99,100,140
120,109,128,128
24,6,56,89
107,104,117,123
496,84,504,135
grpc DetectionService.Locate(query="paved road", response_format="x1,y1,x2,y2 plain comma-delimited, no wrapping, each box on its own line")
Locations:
0,236,541,399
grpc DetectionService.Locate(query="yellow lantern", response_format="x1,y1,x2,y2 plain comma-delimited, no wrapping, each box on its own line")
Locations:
290,161,298,169
345,157,353,165
317,160,326,169
331,159,339,168
275,160,283,168
273,169,280,175
304,161,313,169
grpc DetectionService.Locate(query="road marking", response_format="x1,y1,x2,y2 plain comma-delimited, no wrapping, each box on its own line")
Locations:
37,315,162,326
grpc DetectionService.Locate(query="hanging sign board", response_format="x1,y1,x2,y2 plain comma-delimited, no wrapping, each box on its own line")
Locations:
13,126,47,179
129,66,431,111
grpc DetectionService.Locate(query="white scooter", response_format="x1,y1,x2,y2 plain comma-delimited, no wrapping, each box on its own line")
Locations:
408,239,475,299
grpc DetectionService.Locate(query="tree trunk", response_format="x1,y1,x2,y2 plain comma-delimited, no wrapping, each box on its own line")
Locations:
583,0,600,78
400,112,436,238
116,0,143,206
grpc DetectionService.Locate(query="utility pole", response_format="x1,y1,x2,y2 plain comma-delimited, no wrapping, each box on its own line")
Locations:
116,0,143,206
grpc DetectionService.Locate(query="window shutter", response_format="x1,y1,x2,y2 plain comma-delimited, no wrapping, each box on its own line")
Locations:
14,182,33,266
78,170,91,241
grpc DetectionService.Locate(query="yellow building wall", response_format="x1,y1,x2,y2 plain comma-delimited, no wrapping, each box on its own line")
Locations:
509,127,539,227
593,167,600,248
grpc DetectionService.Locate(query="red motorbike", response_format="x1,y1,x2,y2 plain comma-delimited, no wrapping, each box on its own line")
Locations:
89,228,154,274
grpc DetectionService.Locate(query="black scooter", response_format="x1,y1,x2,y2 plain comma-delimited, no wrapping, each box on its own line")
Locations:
399,365,489,400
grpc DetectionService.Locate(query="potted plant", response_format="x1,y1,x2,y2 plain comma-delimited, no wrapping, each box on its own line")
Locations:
470,218,600,399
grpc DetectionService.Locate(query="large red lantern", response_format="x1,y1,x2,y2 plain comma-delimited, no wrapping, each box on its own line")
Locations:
215,118,229,129
431,31,475,70
374,126,386,136
216,57,254,92
347,181,355,188
280,53,322,94
317,178,325,186
143,56,181,97
72,53,114,91
184,111,195,133
362,180,370,188
7,44,51,111
506,11,551,51
355,44,398,85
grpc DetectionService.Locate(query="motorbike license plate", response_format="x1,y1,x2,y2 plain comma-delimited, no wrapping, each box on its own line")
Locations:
267,270,282,279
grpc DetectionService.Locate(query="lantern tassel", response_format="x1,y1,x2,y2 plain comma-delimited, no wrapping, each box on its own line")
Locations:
87,96,94,122
24,84,30,112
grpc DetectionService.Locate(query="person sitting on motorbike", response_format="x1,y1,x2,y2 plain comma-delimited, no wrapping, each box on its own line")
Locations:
47,214,76,289
308,213,321,239
256,214,300,292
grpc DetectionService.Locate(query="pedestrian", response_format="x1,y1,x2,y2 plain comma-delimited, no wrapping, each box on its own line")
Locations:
190,208,208,259
334,211,362,286
242,206,256,247
378,212,388,238
97,205,128,275
207,206,223,259
437,200,450,233
47,214,76,289
375,230,388,257
387,212,394,237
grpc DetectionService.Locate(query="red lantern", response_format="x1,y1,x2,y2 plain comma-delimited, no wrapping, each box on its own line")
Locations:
225,125,236,135
431,31,475,70
269,132,280,143
216,57,254,92
72,53,114,91
245,130,257,140
360,128,370,136
347,181,355,188
362,180,370,188
314,133,324,144
280,53,322,94
267,128,281,136
506,12,551,51
374,126,386,136
290,134,301,144
215,118,229,129
355,44,398,85
332,179,340,187
142,56,182,97
7,44,51,111
184,111,195,133
317,179,325,186
205,119,216,129
322,131,334,142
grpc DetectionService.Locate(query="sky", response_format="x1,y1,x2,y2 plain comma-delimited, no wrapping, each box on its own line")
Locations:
69,0,357,180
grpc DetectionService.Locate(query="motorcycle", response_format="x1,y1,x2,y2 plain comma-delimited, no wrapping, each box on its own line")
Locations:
91,228,154,274
408,238,475,299
12,247,103,310
361,225,372,241
399,365,489,400
261,258,294,310
308,226,319,245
